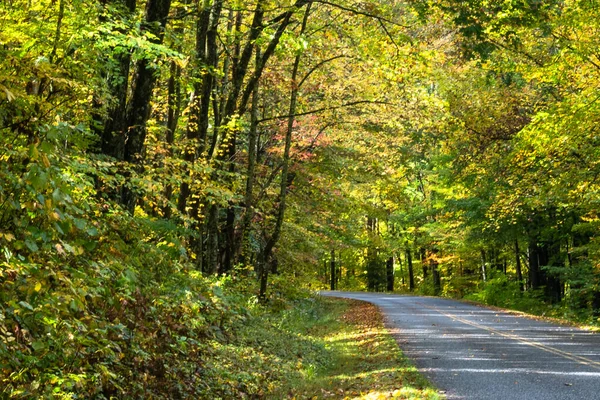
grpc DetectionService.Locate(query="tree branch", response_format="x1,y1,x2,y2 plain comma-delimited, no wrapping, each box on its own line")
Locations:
298,54,351,88
257,100,391,123
313,0,410,28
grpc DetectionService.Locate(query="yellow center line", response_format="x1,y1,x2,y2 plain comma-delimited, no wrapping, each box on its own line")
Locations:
419,303,600,370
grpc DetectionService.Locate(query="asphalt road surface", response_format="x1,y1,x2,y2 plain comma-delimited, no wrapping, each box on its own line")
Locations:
320,291,600,400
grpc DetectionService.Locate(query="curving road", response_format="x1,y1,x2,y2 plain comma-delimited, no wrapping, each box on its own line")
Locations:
320,291,600,400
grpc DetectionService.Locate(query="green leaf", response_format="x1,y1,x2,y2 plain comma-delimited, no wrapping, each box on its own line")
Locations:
31,341,46,351
18,301,34,311
24,239,39,252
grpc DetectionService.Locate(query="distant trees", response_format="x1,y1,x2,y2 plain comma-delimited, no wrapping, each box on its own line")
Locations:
299,0,600,319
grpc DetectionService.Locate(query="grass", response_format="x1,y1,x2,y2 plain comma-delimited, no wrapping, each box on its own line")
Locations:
270,297,442,400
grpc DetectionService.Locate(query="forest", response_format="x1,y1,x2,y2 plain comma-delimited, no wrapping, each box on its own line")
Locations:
2,0,600,398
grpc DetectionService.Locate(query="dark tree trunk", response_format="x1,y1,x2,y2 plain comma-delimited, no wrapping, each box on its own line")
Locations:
222,0,313,274
239,50,261,264
205,204,219,274
529,239,561,303
163,59,182,218
258,250,269,302
592,293,600,317
420,247,428,279
386,256,394,292
515,240,524,291
257,4,311,300
406,248,415,291
121,0,172,212
336,254,341,287
366,217,382,291
330,249,336,291
570,223,592,311
489,248,503,272
480,249,487,282
399,255,405,285
220,1,265,275
178,0,222,214
546,242,562,304
528,240,543,289
96,0,136,162
221,203,236,275
100,52,130,160
431,251,441,295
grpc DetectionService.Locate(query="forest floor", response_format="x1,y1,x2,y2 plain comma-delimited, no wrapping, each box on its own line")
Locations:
276,297,442,399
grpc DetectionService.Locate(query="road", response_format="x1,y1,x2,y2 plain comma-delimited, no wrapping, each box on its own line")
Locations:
320,291,600,400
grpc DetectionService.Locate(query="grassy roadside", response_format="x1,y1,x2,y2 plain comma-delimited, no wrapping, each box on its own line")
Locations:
268,297,442,399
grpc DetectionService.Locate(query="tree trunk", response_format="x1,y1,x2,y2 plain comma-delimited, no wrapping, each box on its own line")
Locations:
431,252,441,295
97,0,136,162
258,4,311,299
399,254,405,285
221,1,265,275
163,59,182,218
406,247,415,291
121,0,172,213
178,0,222,214
239,49,261,264
514,240,524,291
480,249,487,282
258,250,269,302
330,249,336,291
205,204,219,274
546,241,562,304
570,221,592,311
386,256,394,292
420,247,428,279
528,240,543,290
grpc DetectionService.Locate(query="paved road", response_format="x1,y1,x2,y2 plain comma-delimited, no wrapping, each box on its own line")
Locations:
320,291,600,400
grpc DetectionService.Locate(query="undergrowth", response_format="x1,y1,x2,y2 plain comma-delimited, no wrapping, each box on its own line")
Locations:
463,273,600,327
274,298,442,400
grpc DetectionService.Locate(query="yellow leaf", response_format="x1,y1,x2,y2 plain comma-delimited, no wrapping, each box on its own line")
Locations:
41,154,51,168
0,84,16,101
2,233,15,241
34,282,42,292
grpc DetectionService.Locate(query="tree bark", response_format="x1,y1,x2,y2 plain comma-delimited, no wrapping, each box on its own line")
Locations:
480,249,487,282
178,0,222,215
121,0,172,212
528,240,543,289
431,250,441,295
515,239,524,291
205,204,219,274
330,249,336,290
546,241,562,304
258,4,311,299
96,0,136,161
406,247,415,291
220,1,266,275
386,256,394,291
239,49,261,264
420,247,428,279
163,57,182,218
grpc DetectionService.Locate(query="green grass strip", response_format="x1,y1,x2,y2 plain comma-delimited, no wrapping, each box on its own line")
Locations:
271,297,443,399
